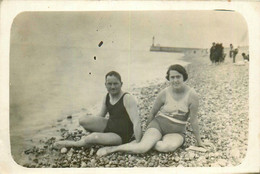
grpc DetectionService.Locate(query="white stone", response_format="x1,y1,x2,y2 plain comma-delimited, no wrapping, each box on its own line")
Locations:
60,147,68,154
89,148,95,156
217,159,227,167
211,163,221,167
231,148,240,158
81,162,87,167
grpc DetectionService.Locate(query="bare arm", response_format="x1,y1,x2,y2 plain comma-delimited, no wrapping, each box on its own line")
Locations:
123,94,142,142
188,90,203,146
97,96,108,117
147,90,165,125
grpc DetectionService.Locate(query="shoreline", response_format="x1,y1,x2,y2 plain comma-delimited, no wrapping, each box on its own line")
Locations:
13,53,249,168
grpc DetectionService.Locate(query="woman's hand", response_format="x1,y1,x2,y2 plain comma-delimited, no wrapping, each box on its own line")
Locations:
146,116,153,126
196,141,206,148
196,140,214,149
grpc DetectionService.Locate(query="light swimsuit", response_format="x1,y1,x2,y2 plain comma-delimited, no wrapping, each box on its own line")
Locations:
147,87,193,143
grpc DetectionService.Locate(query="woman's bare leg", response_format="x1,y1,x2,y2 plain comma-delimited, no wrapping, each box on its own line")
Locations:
154,133,184,152
96,128,162,156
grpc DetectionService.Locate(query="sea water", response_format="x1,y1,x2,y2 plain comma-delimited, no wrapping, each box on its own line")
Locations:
10,44,189,161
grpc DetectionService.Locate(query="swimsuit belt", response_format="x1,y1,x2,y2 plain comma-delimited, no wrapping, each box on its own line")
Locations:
158,113,188,125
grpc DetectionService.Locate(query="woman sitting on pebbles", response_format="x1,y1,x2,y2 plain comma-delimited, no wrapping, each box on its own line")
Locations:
97,64,208,156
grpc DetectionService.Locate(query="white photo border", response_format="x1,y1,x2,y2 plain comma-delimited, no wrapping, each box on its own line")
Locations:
0,1,259,174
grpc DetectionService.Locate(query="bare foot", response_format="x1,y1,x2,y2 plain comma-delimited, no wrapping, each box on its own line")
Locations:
96,147,113,157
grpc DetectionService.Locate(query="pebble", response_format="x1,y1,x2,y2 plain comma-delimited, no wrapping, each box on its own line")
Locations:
231,148,240,158
129,156,136,162
177,164,184,167
174,156,180,162
89,148,95,156
81,162,87,167
189,152,196,160
148,162,154,167
119,160,125,165
67,149,74,157
60,148,68,154
197,156,207,164
217,159,227,167
211,163,221,167
91,159,96,165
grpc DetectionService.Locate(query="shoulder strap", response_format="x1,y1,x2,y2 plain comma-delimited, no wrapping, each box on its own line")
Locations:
122,92,129,97
185,88,193,99
186,88,195,105
164,87,172,103
121,92,129,101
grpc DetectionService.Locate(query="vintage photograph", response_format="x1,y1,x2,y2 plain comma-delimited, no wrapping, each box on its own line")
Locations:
9,10,249,168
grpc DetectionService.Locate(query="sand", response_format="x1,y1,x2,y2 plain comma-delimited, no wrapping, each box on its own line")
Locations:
16,54,249,168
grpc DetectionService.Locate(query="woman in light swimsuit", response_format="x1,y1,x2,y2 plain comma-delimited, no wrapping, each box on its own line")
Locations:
97,64,207,156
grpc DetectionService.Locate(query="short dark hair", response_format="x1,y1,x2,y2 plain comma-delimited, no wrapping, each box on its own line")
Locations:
105,71,122,83
166,64,188,81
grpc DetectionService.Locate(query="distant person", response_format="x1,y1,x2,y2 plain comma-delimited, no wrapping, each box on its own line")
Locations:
210,42,216,64
97,64,209,156
211,43,224,65
54,71,142,148
229,44,233,58
219,43,225,63
214,43,220,64
232,48,239,63
242,53,249,62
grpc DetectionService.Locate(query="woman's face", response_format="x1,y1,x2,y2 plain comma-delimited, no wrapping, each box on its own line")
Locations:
169,70,184,89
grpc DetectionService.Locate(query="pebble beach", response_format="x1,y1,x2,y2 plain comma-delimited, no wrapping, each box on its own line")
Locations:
17,54,249,168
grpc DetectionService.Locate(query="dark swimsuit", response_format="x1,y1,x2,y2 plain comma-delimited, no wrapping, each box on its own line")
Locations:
104,93,134,143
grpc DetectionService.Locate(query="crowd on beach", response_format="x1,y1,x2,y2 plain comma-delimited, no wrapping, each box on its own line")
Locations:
209,42,249,65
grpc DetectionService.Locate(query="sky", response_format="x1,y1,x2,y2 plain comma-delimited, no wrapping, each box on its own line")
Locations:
11,10,248,50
